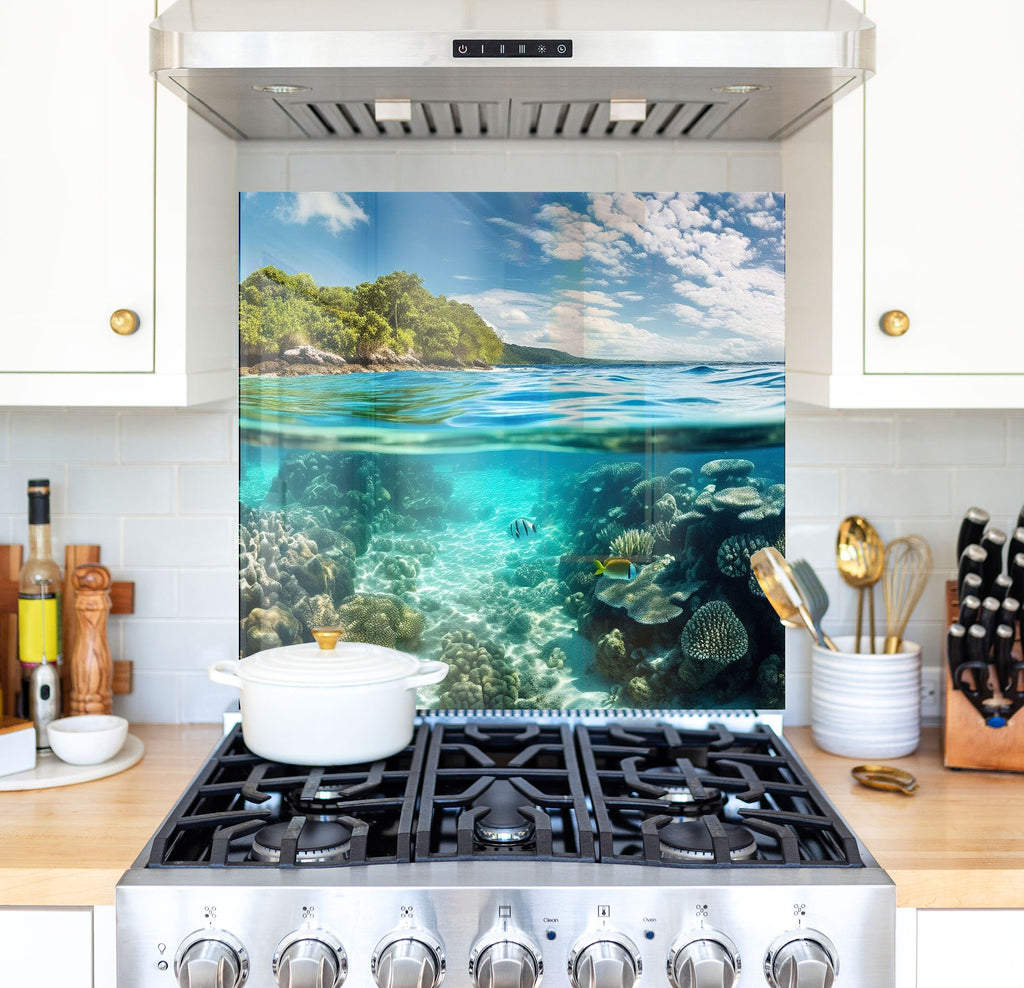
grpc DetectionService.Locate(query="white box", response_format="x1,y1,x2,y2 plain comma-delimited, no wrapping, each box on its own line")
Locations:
0,717,36,776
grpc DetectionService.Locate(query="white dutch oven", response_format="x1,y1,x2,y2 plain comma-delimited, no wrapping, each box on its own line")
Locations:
209,630,448,765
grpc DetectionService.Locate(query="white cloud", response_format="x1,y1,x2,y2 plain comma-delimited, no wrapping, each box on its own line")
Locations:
275,192,369,234
452,274,481,281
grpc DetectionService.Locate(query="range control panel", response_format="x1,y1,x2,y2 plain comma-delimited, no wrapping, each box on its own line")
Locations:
452,40,573,58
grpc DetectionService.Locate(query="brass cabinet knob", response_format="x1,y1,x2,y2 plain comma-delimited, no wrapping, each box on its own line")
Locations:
109,309,140,336
880,310,910,337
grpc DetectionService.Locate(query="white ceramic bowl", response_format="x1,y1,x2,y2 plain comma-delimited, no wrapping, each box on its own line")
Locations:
47,715,128,765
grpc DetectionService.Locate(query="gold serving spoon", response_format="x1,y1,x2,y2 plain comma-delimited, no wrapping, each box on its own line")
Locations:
836,516,886,653
750,547,839,651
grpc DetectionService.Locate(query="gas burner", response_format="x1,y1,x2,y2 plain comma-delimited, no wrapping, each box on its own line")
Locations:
657,821,757,863
251,820,352,864
656,786,728,818
471,780,536,845
285,785,353,820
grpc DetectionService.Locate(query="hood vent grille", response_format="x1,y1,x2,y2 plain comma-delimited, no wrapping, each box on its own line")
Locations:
279,99,735,140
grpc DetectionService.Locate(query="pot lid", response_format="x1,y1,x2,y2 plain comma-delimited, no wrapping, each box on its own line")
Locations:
237,639,424,687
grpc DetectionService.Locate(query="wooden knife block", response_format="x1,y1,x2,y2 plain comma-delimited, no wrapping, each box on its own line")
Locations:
0,544,134,718
943,580,1024,771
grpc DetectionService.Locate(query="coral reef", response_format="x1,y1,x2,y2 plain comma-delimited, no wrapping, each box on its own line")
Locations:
677,600,749,690
594,556,685,625
335,593,426,650
437,631,523,709
608,528,656,558
241,605,302,653
595,628,633,680
717,532,770,579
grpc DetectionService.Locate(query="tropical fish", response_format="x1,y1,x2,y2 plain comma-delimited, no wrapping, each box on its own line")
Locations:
509,518,537,539
594,557,637,581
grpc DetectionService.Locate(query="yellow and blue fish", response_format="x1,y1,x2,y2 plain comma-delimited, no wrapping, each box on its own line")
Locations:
594,557,637,581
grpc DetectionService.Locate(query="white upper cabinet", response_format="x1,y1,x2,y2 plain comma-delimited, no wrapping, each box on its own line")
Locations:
0,0,237,406
785,0,1024,408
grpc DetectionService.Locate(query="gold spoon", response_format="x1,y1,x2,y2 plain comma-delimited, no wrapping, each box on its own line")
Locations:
836,516,886,653
750,547,838,650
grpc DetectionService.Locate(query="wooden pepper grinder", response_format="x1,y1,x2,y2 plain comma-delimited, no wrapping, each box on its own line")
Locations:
69,563,113,715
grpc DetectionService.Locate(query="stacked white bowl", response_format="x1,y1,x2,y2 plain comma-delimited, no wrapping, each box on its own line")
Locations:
810,635,921,759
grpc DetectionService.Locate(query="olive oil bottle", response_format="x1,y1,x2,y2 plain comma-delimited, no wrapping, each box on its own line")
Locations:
18,479,62,729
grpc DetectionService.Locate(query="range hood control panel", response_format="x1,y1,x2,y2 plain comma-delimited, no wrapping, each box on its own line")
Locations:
452,40,573,58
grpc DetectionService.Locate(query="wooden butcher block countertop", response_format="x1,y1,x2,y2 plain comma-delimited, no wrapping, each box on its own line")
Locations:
1,725,1021,909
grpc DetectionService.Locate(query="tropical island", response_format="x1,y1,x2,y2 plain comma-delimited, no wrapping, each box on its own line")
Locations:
241,265,542,375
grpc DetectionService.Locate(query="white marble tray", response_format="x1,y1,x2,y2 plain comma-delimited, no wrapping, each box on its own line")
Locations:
0,733,144,791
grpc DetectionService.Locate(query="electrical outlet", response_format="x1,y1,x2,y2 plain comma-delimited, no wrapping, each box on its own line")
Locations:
920,667,942,720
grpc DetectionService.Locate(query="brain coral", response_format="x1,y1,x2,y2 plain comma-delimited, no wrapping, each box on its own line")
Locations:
677,600,749,690
717,532,770,579
335,593,425,650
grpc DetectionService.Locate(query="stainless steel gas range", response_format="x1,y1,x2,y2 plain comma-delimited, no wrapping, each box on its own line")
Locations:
116,714,894,988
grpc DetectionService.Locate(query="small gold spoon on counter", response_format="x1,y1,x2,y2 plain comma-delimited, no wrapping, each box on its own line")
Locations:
851,764,919,795
836,516,886,653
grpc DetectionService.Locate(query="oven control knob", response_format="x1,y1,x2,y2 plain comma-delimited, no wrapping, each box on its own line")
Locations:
175,930,249,988
470,933,543,988
764,931,838,988
273,931,347,988
668,932,740,988
568,934,641,988
372,931,446,988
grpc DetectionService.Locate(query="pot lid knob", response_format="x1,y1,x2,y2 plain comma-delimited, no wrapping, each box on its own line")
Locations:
311,628,343,650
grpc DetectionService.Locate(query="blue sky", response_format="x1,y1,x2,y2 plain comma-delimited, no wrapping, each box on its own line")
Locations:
240,191,784,362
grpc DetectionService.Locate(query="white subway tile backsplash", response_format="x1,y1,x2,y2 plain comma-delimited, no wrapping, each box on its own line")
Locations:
117,568,180,619
10,412,117,463
179,671,240,723
1008,416,1024,465
0,465,67,514
179,569,238,619
898,413,1006,466
121,412,230,463
181,464,239,515
113,670,181,724
783,467,840,517
950,466,1024,525
785,413,893,466
39,516,124,568
123,517,236,568
843,468,951,519
68,465,176,515
122,618,237,671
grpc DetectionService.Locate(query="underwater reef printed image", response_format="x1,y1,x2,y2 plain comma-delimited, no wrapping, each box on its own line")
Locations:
238,191,786,711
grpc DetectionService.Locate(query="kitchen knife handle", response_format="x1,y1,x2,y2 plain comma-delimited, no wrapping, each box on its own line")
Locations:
1008,527,1024,568
957,507,990,563
946,623,966,689
980,528,1008,587
958,593,982,629
977,596,1002,653
964,623,994,698
997,595,1020,631
958,544,988,599
1010,552,1024,605
994,624,1016,695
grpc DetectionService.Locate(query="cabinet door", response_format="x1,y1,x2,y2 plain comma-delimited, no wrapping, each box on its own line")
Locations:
0,0,154,373
0,907,94,987
862,0,1024,376
916,910,1020,984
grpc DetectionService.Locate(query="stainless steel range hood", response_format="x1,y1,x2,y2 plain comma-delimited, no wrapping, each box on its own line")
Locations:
151,0,874,142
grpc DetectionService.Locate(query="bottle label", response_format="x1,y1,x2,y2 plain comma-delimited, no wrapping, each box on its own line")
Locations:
18,594,62,667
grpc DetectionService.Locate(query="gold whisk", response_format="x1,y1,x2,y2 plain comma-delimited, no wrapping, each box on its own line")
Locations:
882,535,933,654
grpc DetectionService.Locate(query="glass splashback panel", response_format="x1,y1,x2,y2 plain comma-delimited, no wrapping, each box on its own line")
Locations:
238,191,785,712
